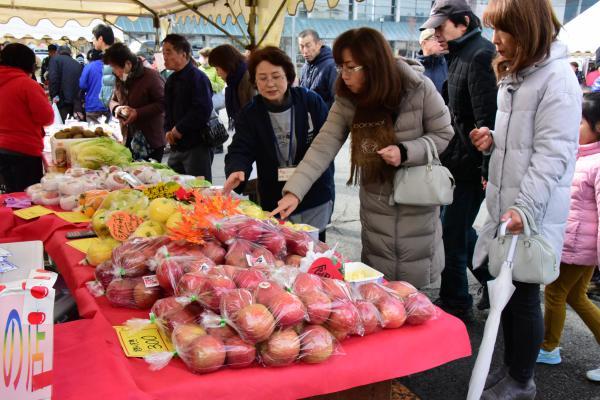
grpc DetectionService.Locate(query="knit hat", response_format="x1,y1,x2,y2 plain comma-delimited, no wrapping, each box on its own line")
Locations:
419,29,436,43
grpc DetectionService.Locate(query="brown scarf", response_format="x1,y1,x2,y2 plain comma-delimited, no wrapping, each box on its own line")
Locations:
348,107,396,186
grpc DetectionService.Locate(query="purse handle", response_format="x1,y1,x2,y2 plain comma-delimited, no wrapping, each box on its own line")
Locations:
499,206,538,237
499,218,521,264
419,136,441,165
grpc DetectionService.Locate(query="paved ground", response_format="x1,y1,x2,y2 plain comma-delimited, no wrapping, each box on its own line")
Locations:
211,139,600,400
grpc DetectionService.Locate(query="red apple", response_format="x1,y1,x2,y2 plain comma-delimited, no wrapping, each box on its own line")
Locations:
328,300,361,335
95,260,116,289
325,325,350,342
184,335,226,374
260,231,287,259
238,223,267,243
356,300,381,335
106,278,136,308
201,241,226,264
225,240,254,267
225,336,256,368
220,288,253,319
322,278,353,301
358,282,389,304
254,281,285,306
206,325,237,341
299,290,331,325
235,304,276,343
268,292,307,328
133,281,162,309
384,281,418,300
404,292,436,325
377,296,407,329
175,272,208,297
172,323,206,348
293,272,324,296
300,325,334,364
259,329,300,367
251,246,276,267
285,254,303,267
198,275,236,311
234,269,266,290
156,259,184,294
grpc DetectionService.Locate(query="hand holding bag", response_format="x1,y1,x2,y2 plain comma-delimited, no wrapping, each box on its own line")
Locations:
488,206,559,285
201,111,228,147
389,136,455,206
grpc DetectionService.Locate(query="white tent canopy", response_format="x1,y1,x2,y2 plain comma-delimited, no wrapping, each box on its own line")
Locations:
0,17,124,42
559,1,600,54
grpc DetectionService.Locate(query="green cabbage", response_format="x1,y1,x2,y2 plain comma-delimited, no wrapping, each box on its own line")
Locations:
70,138,132,169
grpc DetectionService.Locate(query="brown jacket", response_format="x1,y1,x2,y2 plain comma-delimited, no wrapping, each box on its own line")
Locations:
110,64,166,149
237,70,255,110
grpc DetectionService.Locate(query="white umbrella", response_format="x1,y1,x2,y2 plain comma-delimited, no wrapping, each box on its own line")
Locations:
467,221,518,400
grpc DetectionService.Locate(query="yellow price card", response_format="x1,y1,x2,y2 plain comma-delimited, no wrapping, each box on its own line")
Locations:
56,211,91,223
14,205,55,220
114,324,174,358
66,238,100,253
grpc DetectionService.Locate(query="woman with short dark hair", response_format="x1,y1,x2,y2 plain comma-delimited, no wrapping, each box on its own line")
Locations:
208,44,255,125
223,46,335,241
0,43,54,192
273,28,454,285
103,43,165,161
470,0,582,397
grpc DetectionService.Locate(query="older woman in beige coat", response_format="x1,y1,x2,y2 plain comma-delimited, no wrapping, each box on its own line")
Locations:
272,28,453,288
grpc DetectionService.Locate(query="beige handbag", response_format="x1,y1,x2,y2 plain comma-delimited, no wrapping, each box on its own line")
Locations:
488,206,559,285
389,136,455,206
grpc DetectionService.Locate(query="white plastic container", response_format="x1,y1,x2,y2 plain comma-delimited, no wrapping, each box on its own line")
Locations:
344,261,384,288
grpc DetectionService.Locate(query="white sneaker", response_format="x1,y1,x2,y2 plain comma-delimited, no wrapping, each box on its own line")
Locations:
586,368,600,382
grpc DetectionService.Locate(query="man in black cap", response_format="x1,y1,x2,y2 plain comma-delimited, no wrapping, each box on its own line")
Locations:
48,45,83,121
40,44,57,87
421,0,497,321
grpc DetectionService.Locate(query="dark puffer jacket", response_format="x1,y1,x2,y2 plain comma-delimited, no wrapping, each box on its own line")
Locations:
299,46,337,108
442,28,497,183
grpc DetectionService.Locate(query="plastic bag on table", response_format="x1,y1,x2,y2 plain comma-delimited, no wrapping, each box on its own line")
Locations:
403,292,438,325
175,268,236,312
212,215,287,259
351,282,407,330
383,280,418,300
291,272,332,326
279,225,316,257
97,189,149,212
111,236,171,277
153,245,216,295
126,296,202,336
254,280,307,328
106,277,163,309
224,239,276,268
199,240,227,264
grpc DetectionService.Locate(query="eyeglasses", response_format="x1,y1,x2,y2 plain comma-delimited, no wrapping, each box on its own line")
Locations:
256,75,285,84
335,65,364,75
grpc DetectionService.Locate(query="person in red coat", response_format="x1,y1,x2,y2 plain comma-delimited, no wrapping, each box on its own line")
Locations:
0,43,54,192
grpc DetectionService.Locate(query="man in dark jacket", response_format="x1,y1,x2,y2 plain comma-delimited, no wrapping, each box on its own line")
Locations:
163,34,214,180
41,44,57,87
416,28,448,94
421,0,497,320
298,29,337,108
49,45,83,122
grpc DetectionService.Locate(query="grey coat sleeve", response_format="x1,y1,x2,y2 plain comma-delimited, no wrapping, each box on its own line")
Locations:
400,78,454,167
514,78,581,222
283,96,352,200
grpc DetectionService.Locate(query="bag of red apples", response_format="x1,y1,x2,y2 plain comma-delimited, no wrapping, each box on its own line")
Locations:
212,215,287,259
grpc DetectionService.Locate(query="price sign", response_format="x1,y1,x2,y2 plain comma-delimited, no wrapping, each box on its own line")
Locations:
307,256,344,280
14,205,55,220
107,211,143,241
142,182,180,201
114,324,174,358
56,211,91,223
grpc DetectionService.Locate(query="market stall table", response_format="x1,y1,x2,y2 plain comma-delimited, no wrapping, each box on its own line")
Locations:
0,204,472,399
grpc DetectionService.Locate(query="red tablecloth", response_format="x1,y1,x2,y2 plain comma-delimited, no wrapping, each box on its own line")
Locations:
0,204,472,399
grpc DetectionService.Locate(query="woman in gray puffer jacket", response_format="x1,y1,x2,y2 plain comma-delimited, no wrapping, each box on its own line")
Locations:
272,27,454,288
470,0,581,398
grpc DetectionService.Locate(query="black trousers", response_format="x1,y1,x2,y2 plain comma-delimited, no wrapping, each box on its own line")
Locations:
168,145,214,182
0,152,44,193
501,281,543,383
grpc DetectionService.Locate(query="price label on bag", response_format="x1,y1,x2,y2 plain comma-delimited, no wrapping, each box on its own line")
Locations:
114,324,174,358
142,182,180,201
107,211,143,241
14,205,55,220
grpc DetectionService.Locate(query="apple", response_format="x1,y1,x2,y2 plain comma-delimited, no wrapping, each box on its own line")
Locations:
251,246,276,267
404,292,435,325
148,198,177,223
356,300,381,335
225,240,253,267
267,292,307,327
132,281,162,309
259,231,287,259
220,288,253,319
198,275,237,311
299,290,331,325
325,325,350,342
322,278,353,301
293,272,324,296
132,221,165,238
86,237,119,267
358,282,389,304
172,323,206,348
106,278,136,308
156,259,184,294
254,281,285,306
285,254,303,267
300,325,334,364
238,223,267,243
176,272,208,297
234,269,265,290
206,325,236,341
328,300,361,335
259,329,300,367
91,209,111,238
235,304,275,344
225,336,256,368
184,335,226,374
384,281,418,300
95,260,116,289
165,211,183,232
377,296,407,329
201,241,226,264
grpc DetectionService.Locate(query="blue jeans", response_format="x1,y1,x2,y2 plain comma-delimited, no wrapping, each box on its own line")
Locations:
439,181,491,309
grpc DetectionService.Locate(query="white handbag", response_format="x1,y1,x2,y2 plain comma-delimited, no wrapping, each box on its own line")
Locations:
389,136,455,206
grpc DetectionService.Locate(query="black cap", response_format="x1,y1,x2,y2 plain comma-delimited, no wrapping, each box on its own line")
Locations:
420,0,472,30
48,44,57,52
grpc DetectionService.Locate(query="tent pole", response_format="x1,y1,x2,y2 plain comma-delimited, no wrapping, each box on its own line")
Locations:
255,0,287,48
224,1,249,43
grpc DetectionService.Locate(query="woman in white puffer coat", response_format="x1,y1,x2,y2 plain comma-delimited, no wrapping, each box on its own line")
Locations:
469,0,581,399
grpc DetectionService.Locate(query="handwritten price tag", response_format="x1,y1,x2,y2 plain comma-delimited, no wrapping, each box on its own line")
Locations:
56,211,91,223
13,205,55,220
142,182,180,201
107,211,143,241
114,324,174,358
307,256,344,280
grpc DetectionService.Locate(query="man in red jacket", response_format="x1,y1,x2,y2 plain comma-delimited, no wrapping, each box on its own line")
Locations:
0,43,54,192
